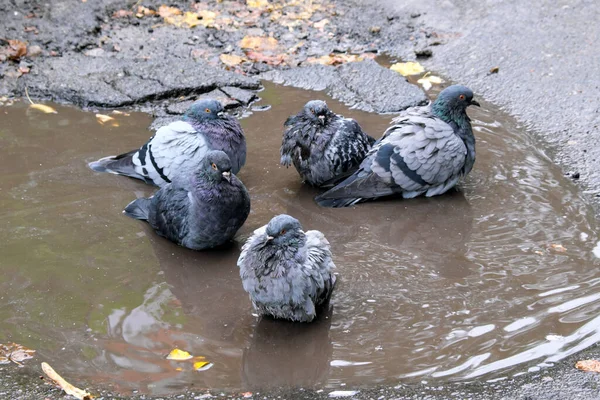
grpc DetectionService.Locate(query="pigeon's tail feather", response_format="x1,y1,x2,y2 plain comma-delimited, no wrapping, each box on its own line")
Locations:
314,195,363,208
89,150,142,179
366,134,377,146
123,198,151,220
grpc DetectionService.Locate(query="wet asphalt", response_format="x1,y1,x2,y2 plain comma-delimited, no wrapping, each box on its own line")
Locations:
1,0,600,398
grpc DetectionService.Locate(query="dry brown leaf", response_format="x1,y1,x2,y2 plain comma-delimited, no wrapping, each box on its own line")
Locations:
0,39,28,61
239,36,278,51
112,9,133,18
137,6,156,16
220,53,245,67
29,104,58,114
245,50,287,66
306,53,367,66
42,362,92,400
576,360,600,373
550,244,567,252
0,343,36,365
158,5,182,18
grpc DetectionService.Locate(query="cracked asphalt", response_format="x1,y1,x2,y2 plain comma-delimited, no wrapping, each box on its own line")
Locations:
1,0,600,399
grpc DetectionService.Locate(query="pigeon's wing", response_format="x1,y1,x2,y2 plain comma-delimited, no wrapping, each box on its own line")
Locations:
316,112,467,207
301,230,336,305
148,183,193,243
280,115,303,167
324,117,373,178
238,225,267,268
133,121,209,186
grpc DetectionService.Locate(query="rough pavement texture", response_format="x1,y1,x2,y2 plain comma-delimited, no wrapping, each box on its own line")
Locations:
374,0,600,215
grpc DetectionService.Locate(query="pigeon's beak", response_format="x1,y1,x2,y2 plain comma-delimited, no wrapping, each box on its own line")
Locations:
266,236,274,242
318,115,325,124
470,99,481,107
222,171,231,182
217,111,225,118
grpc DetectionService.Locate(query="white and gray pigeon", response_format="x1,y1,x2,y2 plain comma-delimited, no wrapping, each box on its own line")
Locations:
238,215,336,322
315,85,480,207
123,150,250,250
89,99,246,187
280,100,375,187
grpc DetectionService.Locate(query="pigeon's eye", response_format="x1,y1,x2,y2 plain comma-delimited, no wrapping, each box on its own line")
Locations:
310,109,315,114
211,163,218,170
459,94,466,100
280,229,287,235
205,108,211,113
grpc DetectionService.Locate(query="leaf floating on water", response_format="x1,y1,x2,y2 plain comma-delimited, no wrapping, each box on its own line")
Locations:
42,362,93,400
576,359,600,373
0,343,36,365
194,361,213,371
417,74,444,91
550,244,567,252
220,53,245,67
390,61,425,76
29,104,58,114
96,113,119,127
239,36,278,51
166,348,193,361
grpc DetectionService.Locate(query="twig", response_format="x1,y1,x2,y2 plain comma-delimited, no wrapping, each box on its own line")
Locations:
24,87,34,105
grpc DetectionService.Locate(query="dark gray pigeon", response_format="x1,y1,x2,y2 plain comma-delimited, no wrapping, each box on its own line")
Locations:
123,150,250,250
315,85,480,207
280,100,375,187
238,215,336,322
89,99,246,187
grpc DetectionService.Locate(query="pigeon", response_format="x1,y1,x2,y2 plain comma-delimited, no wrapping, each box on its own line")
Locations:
315,85,480,207
280,100,375,187
89,99,246,187
123,150,250,251
237,215,336,322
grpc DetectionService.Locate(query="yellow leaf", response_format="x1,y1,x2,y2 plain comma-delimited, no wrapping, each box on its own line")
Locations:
247,0,268,8
165,12,202,28
417,75,444,91
390,61,425,76
193,361,213,371
166,348,193,361
306,53,368,66
29,104,58,114
95,114,119,127
239,36,278,51
175,367,183,371
576,360,600,372
220,54,244,67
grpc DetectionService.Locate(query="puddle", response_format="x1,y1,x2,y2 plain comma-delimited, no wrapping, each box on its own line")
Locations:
1,81,600,395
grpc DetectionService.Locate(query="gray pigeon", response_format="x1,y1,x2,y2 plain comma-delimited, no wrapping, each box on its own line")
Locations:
280,100,375,187
238,215,336,322
315,85,480,207
89,99,246,187
123,150,250,250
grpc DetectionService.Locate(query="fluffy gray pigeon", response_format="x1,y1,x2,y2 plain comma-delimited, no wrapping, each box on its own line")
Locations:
280,100,375,187
89,99,246,187
123,150,250,250
315,85,480,207
238,215,336,322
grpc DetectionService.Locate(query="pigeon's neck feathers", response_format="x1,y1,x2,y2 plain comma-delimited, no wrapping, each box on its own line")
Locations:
431,99,476,176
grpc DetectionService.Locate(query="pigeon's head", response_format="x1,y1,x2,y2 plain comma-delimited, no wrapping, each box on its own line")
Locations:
303,100,333,125
432,85,480,120
201,150,233,183
184,99,225,122
264,214,304,247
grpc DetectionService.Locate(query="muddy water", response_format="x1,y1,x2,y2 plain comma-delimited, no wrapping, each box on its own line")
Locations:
1,82,600,395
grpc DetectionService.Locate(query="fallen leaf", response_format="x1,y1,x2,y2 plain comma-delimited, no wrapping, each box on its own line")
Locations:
417,74,444,91
111,110,130,116
242,392,253,398
550,244,567,252
137,6,156,16
220,53,245,67
158,5,182,18
95,113,119,127
193,361,210,370
0,39,28,61
534,250,544,255
112,9,133,18
246,0,268,8
197,10,218,27
42,362,92,400
175,367,183,371
245,50,287,66
576,360,600,373
489,66,499,74
164,11,208,28
167,348,193,361
24,26,39,34
18,65,30,75
390,61,425,76
306,53,368,66
29,104,58,114
0,343,36,365
239,36,278,51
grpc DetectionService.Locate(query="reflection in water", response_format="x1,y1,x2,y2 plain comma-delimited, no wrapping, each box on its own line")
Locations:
1,81,600,394
242,307,334,390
